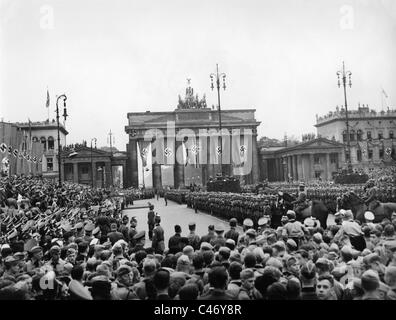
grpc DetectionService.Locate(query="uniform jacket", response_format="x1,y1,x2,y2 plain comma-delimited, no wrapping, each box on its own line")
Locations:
224,228,239,244
152,224,165,252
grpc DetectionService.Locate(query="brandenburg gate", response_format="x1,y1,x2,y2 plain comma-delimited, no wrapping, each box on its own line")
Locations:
124,86,261,189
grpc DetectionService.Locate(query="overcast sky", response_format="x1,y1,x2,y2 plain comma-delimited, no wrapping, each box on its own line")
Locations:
1,0,396,150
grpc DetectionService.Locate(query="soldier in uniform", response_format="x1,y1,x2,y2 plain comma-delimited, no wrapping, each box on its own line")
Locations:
130,231,146,254
119,215,130,242
257,216,270,235
75,222,85,239
168,224,183,254
291,183,309,219
211,224,226,249
200,225,216,244
363,180,380,212
25,246,44,275
152,214,165,254
83,223,95,244
237,218,254,246
187,222,201,250
128,217,138,248
147,204,155,240
224,218,239,244
111,265,138,300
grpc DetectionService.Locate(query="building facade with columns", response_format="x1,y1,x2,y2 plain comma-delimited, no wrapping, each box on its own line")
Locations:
315,105,396,170
124,88,261,189
259,138,344,182
61,146,127,188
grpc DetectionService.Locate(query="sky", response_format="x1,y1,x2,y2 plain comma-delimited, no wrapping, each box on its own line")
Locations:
1,0,396,150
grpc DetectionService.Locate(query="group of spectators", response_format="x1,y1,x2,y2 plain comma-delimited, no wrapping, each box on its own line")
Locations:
0,174,396,300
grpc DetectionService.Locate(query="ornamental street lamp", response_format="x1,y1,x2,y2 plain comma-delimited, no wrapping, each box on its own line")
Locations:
337,62,353,173
210,64,226,176
91,138,97,187
56,94,68,187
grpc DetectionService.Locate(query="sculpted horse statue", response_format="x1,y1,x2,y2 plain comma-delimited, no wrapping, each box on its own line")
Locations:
338,191,396,223
279,192,329,229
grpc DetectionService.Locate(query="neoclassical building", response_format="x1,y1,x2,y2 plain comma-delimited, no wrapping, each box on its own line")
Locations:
124,85,261,188
315,105,396,170
61,145,127,188
259,138,344,182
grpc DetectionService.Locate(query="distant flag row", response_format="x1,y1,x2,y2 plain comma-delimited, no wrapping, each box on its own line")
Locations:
0,142,42,164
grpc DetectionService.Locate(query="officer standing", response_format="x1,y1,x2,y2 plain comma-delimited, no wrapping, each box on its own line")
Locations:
187,222,201,250
224,218,239,244
147,204,155,240
152,214,165,254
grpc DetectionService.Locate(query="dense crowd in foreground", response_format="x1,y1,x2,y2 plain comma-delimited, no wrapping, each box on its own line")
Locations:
0,176,396,300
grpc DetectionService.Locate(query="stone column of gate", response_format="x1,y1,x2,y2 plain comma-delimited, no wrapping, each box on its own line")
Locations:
251,132,259,183
153,163,162,190
174,140,185,189
206,134,214,181
73,162,79,184
128,139,139,188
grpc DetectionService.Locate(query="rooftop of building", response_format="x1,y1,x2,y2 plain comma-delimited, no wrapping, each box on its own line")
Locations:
315,105,396,126
14,119,68,134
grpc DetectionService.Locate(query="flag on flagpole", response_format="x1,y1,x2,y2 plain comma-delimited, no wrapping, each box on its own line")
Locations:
46,89,50,108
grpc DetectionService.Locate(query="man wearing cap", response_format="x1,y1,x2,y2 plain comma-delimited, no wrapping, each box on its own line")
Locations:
1,255,20,282
211,225,226,250
45,245,67,275
107,222,124,245
75,222,85,238
119,215,130,242
257,216,270,235
130,231,146,254
111,265,138,300
200,225,216,245
152,214,165,254
147,204,155,240
291,183,309,217
225,218,239,244
187,222,201,250
83,223,95,244
364,211,376,229
168,225,183,254
128,217,138,248
238,218,254,246
283,210,307,247
25,246,44,275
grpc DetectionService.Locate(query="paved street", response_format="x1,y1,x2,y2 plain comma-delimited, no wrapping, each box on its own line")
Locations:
122,198,335,249
123,198,243,248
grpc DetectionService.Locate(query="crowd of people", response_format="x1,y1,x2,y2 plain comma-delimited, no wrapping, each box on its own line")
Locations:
0,174,396,300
